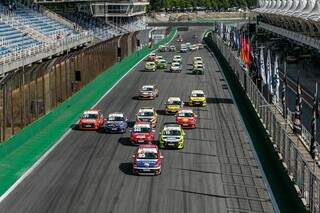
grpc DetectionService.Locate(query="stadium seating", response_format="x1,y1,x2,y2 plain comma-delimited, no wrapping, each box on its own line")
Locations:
0,2,77,58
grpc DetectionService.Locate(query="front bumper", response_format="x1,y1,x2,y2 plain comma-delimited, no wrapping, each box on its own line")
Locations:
177,122,196,128
139,94,155,100
79,123,99,130
133,166,161,175
189,101,206,107
104,126,126,133
159,140,184,149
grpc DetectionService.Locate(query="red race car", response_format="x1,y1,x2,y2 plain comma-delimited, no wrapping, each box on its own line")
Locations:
130,122,155,145
176,109,197,128
78,110,104,130
148,53,156,61
132,144,163,175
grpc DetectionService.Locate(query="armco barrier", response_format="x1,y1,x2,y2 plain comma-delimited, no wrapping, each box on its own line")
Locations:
205,32,319,212
0,28,177,196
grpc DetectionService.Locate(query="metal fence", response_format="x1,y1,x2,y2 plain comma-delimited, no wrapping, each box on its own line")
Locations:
211,33,320,212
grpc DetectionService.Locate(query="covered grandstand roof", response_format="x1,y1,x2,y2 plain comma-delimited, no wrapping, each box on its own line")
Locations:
254,0,320,22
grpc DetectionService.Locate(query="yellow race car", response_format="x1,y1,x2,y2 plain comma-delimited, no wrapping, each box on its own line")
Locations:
159,123,185,149
189,90,207,107
145,61,156,72
165,97,184,114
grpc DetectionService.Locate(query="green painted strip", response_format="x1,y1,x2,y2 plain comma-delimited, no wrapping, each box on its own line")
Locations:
0,28,177,196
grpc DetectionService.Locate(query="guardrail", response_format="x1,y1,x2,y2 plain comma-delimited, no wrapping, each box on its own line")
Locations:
0,31,93,76
209,33,320,213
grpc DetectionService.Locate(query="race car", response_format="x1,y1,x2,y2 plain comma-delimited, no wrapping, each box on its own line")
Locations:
159,123,185,149
192,64,204,75
193,57,203,63
145,61,156,72
165,97,184,114
169,45,176,52
190,44,199,51
130,122,155,145
103,112,128,133
173,55,182,63
176,109,197,128
189,90,207,107
132,144,163,175
155,55,163,62
180,46,188,53
148,53,156,61
138,85,159,100
136,107,158,127
156,59,167,69
159,45,168,52
78,110,104,130
170,62,182,72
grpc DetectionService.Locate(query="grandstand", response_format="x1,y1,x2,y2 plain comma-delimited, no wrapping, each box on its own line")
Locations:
254,0,320,37
35,0,149,40
0,0,150,75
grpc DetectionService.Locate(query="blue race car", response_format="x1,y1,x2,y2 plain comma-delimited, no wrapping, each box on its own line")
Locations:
104,112,128,133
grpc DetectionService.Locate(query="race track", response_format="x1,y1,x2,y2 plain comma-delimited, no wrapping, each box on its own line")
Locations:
0,28,275,213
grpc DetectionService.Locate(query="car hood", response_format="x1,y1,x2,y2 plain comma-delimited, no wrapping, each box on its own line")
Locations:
135,159,158,167
190,97,205,101
80,119,97,123
105,121,125,126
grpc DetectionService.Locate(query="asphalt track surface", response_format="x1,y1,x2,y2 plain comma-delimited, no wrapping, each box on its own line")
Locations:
0,28,275,213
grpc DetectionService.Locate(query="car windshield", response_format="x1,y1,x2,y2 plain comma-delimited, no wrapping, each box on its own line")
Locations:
82,113,98,119
147,62,155,66
142,87,153,91
172,63,180,67
137,152,158,159
108,116,124,121
168,100,181,105
178,112,193,117
192,93,204,97
163,129,181,136
139,111,153,116
133,126,151,133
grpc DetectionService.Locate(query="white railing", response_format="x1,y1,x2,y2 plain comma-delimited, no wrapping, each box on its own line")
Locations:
0,31,93,74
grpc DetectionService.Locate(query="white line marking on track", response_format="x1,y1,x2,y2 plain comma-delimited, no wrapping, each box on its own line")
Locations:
0,30,177,203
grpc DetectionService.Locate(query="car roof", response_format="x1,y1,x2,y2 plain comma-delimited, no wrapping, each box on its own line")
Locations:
146,61,155,64
83,110,99,114
137,145,158,153
194,57,202,59
134,122,151,128
163,124,181,131
138,107,154,112
178,109,194,114
167,97,181,102
192,90,204,94
174,55,181,57
142,85,154,89
108,112,124,117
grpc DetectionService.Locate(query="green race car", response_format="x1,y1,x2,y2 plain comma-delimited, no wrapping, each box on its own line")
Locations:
145,61,156,72
159,124,185,149
156,59,167,69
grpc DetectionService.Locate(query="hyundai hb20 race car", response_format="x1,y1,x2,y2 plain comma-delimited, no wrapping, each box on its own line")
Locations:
136,107,158,127
148,53,156,61
138,85,159,100
159,124,185,149
176,109,197,128
103,112,128,133
132,144,163,175
189,90,207,106
130,122,155,145
144,61,156,72
78,110,104,130
165,97,183,114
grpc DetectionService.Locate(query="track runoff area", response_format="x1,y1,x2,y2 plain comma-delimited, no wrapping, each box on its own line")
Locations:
0,28,275,213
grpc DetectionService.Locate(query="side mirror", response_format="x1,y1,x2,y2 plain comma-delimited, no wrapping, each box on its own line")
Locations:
160,155,164,159
152,130,155,133
132,155,135,158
